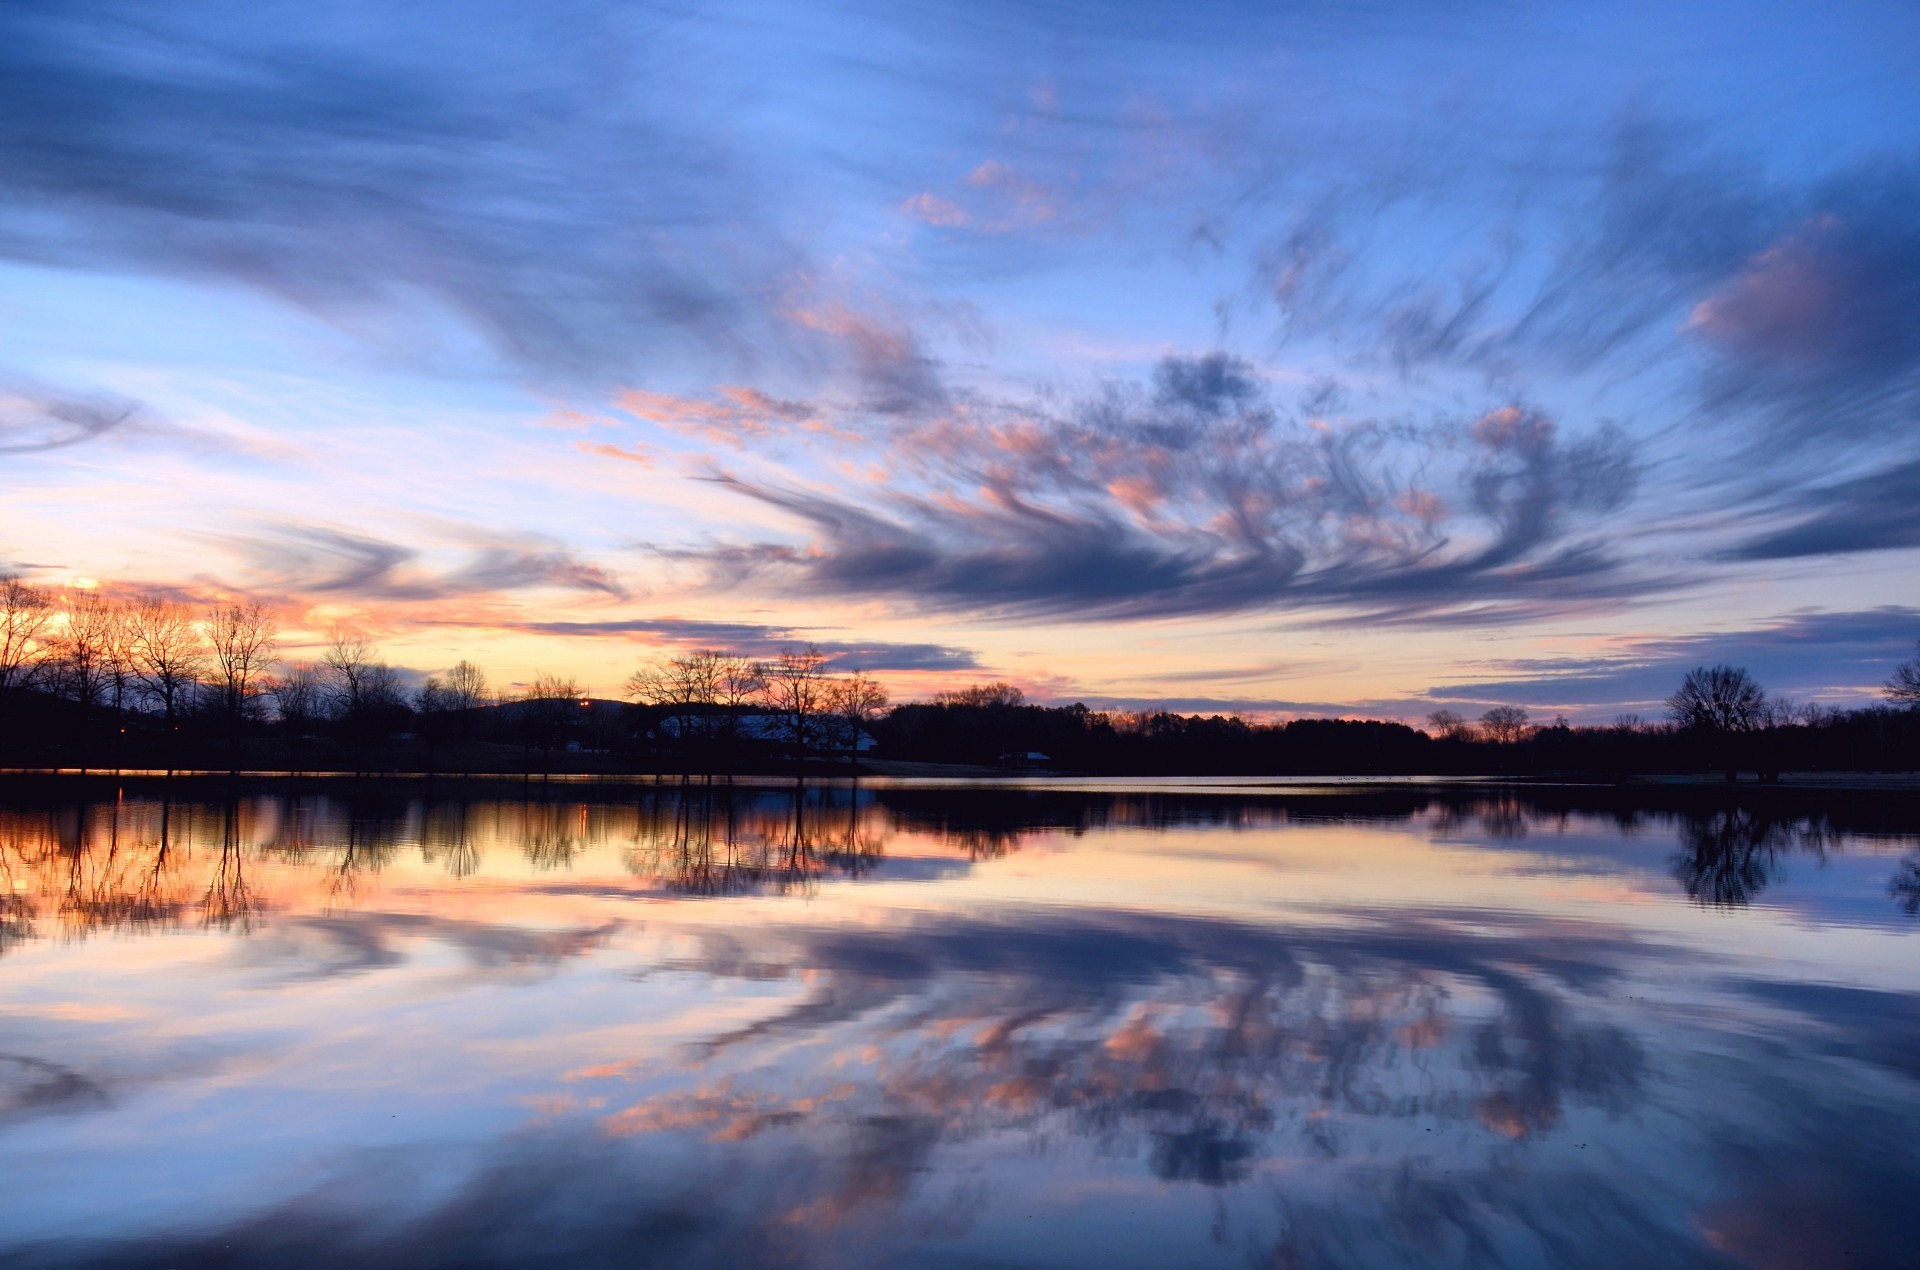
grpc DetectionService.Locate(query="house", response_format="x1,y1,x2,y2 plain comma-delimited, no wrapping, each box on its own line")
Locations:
656,711,877,755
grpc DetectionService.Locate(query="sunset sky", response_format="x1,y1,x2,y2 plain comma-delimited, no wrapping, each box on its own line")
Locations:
3,0,1917,720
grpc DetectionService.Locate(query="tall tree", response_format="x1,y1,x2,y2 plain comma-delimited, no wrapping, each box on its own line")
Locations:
320,624,379,719
627,650,768,773
270,663,325,729
827,670,888,773
128,598,208,723
1668,664,1769,782
712,652,766,778
762,644,829,769
936,682,1024,708
415,675,454,770
1887,641,1920,711
1666,665,1767,734
444,658,488,707
207,599,279,741
1479,705,1531,744
519,671,585,767
52,592,126,709
0,576,54,701
441,659,490,740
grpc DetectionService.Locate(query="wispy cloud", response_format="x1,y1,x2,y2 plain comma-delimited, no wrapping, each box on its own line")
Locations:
0,1,805,382
1726,458,1920,561
1426,607,1920,712
673,354,1649,624
214,523,625,602
495,617,980,672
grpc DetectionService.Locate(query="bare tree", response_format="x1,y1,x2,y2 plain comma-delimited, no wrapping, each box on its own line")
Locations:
0,576,54,699
937,682,1024,708
320,624,379,718
1479,705,1531,744
1887,641,1920,711
762,644,829,768
827,670,888,773
419,659,491,741
357,664,407,715
51,592,125,708
444,660,490,712
713,653,766,777
207,600,278,740
628,652,720,728
627,652,717,772
269,662,324,728
415,675,454,769
626,650,769,774
519,671,585,767
1666,665,1767,734
128,598,208,723
1425,709,1471,740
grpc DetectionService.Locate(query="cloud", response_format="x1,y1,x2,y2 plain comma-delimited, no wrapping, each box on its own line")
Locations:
675,354,1647,624
612,385,849,450
900,158,1060,234
496,617,981,671
0,382,138,454
1684,177,1920,444
1725,457,1920,560
1425,606,1920,712
1251,117,1920,474
219,523,625,602
783,301,950,417
0,1,804,381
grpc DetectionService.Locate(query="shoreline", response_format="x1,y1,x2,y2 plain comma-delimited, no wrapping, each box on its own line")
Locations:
2,766,1917,797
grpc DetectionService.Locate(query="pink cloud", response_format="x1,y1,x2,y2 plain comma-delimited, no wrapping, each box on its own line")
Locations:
1689,214,1855,362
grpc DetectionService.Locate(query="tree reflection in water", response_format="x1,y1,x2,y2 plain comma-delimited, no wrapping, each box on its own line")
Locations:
1669,808,1843,909
0,785,1914,948
0,782,1915,1266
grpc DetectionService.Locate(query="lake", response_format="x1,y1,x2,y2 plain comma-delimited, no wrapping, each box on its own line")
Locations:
1,777,1916,1268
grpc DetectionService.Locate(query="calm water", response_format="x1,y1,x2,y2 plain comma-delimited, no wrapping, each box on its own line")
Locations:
1,778,1917,1269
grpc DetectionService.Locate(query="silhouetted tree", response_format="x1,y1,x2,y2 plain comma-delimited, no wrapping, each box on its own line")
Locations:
1667,664,1768,781
1426,709,1471,740
206,600,278,749
127,597,207,724
628,651,721,773
1666,665,1766,733
414,675,450,770
1887,641,1920,711
827,669,888,773
269,662,325,730
0,576,54,703
50,592,124,709
518,671,585,768
763,644,828,771
712,652,767,778
320,624,380,718
937,682,1025,708
1480,705,1530,744
443,659,490,738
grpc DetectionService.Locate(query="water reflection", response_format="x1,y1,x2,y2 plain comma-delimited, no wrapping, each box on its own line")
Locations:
4,783,1913,941
0,779,1915,1268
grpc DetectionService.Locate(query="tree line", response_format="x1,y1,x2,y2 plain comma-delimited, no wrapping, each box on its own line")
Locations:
3,575,1918,777
0,576,890,773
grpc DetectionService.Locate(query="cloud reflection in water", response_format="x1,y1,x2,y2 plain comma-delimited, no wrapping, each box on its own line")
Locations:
0,781,1915,1267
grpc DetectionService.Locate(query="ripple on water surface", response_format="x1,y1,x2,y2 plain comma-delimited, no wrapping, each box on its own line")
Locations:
0,779,1916,1268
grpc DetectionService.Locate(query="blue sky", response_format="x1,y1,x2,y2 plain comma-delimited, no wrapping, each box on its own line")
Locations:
2,0,1917,718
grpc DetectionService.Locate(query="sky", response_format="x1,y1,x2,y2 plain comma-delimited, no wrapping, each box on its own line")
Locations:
2,0,1918,721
